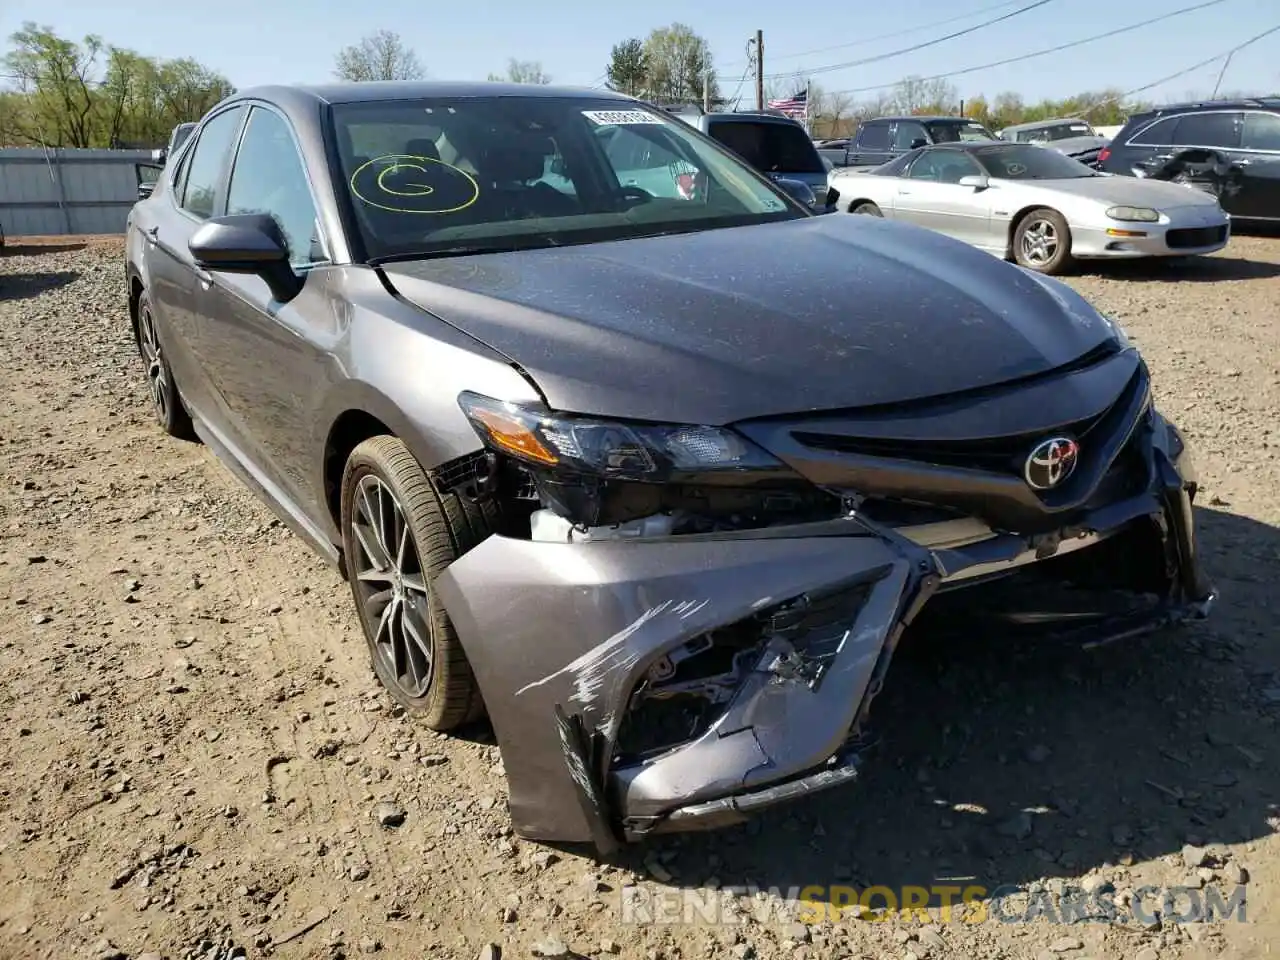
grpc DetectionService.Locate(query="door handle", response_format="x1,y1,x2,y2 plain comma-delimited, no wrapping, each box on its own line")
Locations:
1235,158,1252,166
144,225,159,242
195,267,212,288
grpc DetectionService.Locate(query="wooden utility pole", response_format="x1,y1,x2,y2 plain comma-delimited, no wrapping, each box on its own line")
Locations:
703,71,711,113
754,30,764,111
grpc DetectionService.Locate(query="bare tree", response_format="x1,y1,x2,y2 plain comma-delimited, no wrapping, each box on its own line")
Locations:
334,30,424,82
888,76,959,115
487,58,551,84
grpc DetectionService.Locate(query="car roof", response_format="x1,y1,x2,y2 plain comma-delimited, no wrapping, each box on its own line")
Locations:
229,80,635,107
1001,117,1089,131
867,115,985,123
701,111,804,124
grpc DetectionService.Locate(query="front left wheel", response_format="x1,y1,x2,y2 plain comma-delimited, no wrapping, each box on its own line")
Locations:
1012,207,1073,275
340,436,489,730
136,290,195,440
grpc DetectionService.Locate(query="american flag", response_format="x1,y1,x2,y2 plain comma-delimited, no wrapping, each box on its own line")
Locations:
767,89,808,119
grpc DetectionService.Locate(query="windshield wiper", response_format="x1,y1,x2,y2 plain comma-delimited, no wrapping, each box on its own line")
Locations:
368,243,553,266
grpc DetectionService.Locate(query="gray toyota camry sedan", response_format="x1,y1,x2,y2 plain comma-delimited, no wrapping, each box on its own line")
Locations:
124,81,1214,852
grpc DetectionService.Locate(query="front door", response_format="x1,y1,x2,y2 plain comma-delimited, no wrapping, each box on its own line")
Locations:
892,150,994,248
196,103,337,517
1234,111,1280,220
143,104,248,431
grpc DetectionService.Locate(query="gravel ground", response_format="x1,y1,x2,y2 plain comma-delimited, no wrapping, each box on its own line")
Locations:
1,233,1279,960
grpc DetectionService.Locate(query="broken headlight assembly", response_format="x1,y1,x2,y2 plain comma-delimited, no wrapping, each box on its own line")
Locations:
457,391,842,533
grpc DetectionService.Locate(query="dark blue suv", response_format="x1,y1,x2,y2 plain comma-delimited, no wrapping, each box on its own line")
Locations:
1097,97,1280,222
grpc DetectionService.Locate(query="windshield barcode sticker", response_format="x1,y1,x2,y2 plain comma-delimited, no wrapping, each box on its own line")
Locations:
582,110,663,126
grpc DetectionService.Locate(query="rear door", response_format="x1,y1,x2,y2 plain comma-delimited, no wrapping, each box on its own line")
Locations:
1111,114,1182,176
1235,110,1280,219
848,120,893,167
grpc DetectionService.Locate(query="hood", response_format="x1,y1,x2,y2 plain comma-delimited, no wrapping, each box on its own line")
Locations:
380,215,1118,425
1028,174,1225,210
1045,135,1110,156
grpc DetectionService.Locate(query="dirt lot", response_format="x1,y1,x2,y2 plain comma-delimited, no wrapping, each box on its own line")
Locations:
1,233,1279,960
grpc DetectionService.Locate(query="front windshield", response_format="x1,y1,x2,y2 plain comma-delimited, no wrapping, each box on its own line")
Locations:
926,120,995,143
328,97,802,261
970,143,1096,179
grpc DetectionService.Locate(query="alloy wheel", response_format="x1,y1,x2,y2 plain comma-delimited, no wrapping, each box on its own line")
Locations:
348,474,436,699
1020,218,1059,266
138,303,169,424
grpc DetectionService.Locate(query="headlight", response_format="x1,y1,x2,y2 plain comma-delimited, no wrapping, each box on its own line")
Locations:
1106,205,1159,222
458,392,785,482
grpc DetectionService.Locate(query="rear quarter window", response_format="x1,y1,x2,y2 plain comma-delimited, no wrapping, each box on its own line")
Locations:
705,119,823,174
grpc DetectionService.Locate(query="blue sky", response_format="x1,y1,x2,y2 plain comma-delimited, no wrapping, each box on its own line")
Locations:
2,0,1276,104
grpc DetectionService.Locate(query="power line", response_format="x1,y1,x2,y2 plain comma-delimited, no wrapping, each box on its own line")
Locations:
824,0,1233,96
1081,23,1280,114
719,0,1035,69
732,0,1057,81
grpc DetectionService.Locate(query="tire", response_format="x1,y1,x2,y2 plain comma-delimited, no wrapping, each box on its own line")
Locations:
339,435,493,730
136,290,196,440
851,201,883,217
1012,207,1073,275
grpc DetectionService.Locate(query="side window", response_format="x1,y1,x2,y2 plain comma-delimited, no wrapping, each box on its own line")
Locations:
906,152,942,180
179,107,246,220
601,125,673,171
857,122,890,150
893,121,928,151
599,125,698,201
1171,112,1242,148
1242,111,1280,151
907,151,981,183
1129,117,1178,146
225,107,326,266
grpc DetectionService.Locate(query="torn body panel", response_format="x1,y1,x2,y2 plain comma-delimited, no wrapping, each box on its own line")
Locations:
434,530,923,845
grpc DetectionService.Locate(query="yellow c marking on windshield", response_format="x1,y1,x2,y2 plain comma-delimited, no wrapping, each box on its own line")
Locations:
349,154,480,214
376,163,436,197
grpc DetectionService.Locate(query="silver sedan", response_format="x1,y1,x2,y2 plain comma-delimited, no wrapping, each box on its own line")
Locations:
828,141,1230,274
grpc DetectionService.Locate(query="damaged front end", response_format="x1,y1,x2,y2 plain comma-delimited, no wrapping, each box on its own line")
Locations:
433,347,1214,850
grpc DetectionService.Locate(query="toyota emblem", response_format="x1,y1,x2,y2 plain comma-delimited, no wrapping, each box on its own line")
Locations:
1024,436,1080,490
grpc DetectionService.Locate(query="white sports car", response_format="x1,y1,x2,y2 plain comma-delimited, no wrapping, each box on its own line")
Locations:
828,141,1230,274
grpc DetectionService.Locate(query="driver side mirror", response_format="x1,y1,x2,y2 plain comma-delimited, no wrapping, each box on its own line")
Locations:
909,137,928,150
188,213,302,304
773,177,817,210
957,174,991,190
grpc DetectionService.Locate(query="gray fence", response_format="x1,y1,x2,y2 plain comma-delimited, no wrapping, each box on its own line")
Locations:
0,147,159,237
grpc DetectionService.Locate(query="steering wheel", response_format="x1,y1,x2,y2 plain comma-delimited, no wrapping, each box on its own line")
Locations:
618,185,656,206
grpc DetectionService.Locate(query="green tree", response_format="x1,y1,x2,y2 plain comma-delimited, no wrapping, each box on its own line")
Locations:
0,23,234,147
605,38,648,97
334,30,424,82
642,24,718,105
4,22,101,147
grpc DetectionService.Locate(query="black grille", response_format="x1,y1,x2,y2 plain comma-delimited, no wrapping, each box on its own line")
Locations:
1166,225,1227,249
791,366,1144,480
794,417,1101,474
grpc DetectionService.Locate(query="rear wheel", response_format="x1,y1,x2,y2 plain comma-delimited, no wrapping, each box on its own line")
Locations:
136,290,195,440
340,436,490,730
851,201,883,217
1013,207,1073,275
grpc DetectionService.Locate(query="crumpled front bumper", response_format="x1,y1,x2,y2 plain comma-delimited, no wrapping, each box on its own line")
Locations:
434,417,1213,851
